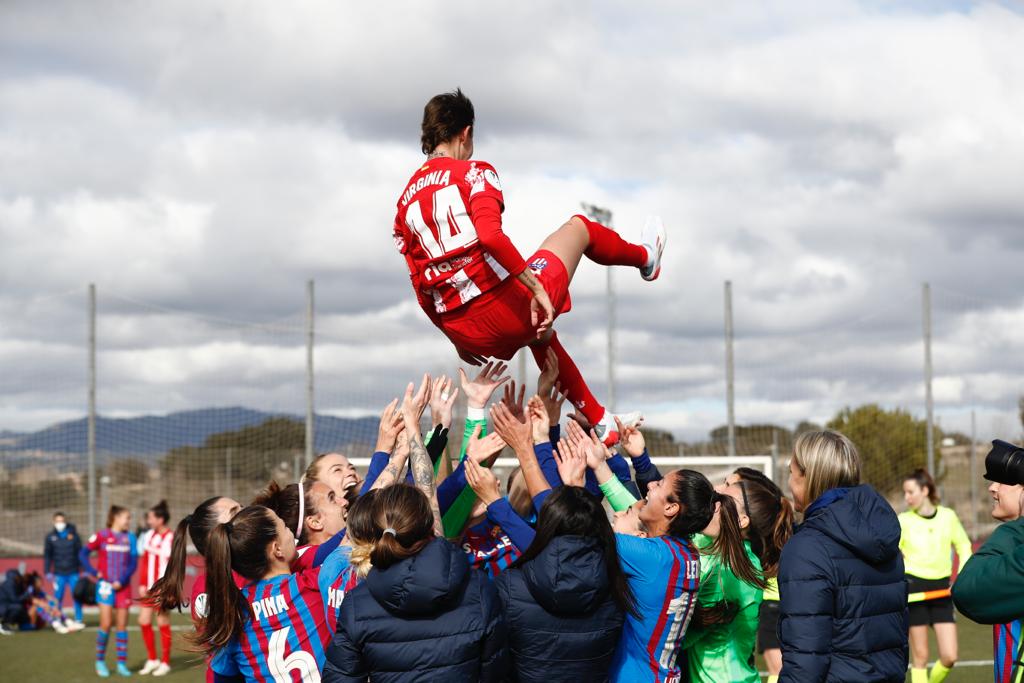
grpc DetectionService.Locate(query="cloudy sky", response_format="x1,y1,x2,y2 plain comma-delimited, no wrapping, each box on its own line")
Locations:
2,0,1022,443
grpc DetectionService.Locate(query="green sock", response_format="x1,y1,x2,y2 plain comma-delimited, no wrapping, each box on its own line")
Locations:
911,668,928,683
929,662,952,683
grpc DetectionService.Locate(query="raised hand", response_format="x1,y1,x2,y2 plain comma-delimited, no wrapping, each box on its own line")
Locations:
374,398,405,454
399,374,432,431
372,429,410,491
555,438,587,487
465,423,507,465
489,401,533,457
615,416,647,458
527,395,550,445
539,382,567,432
502,380,526,421
459,361,510,409
565,418,608,470
429,375,458,430
465,458,501,506
537,347,559,396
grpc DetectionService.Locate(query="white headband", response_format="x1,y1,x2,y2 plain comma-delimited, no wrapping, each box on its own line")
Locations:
296,479,305,542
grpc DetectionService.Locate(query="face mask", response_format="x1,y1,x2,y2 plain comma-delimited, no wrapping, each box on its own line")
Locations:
54,522,67,533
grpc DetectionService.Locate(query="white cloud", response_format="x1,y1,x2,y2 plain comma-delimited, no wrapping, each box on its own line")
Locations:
1,0,1022,444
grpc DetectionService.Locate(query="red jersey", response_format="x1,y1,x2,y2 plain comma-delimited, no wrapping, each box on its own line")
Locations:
139,528,173,590
394,157,526,317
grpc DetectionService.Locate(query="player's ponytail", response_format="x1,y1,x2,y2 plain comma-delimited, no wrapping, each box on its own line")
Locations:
369,485,434,570
148,496,235,614
708,492,767,591
735,476,795,580
346,489,381,578
147,515,193,612
197,506,278,656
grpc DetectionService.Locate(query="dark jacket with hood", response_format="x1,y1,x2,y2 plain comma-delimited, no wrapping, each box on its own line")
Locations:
778,485,908,683
44,522,82,575
323,537,506,683
495,535,624,682
0,569,29,621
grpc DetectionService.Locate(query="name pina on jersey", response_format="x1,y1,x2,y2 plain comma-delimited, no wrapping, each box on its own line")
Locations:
400,169,452,207
252,594,290,622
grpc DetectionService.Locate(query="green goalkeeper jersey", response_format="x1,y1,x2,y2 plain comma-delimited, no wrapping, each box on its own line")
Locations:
682,534,764,683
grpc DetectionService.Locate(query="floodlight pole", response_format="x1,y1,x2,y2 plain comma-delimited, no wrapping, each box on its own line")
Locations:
724,281,736,458
305,279,315,468
581,203,615,411
923,283,934,475
87,283,97,533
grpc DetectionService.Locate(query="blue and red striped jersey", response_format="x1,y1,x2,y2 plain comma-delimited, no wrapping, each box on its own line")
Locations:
84,529,137,585
610,534,700,683
461,521,521,579
211,547,351,683
994,620,1024,683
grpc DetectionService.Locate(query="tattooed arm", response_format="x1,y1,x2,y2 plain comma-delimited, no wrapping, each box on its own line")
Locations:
370,428,409,491
399,374,443,535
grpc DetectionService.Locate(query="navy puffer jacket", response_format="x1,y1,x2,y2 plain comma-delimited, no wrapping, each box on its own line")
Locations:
495,535,624,682
778,485,908,683
323,537,506,683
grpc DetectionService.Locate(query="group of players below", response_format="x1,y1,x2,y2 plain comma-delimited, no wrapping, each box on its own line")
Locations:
19,356,1002,683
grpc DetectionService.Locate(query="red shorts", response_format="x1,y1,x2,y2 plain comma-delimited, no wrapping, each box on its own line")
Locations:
441,249,571,360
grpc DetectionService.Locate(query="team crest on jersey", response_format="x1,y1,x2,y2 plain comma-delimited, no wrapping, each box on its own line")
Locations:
529,257,548,274
466,162,486,196
194,592,208,618
484,168,501,191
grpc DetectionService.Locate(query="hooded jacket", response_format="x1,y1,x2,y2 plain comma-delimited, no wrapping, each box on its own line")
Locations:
44,522,82,575
495,535,624,682
322,537,506,683
778,485,908,683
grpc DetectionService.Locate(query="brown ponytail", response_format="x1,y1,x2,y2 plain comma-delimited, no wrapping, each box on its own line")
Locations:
346,489,381,578
195,506,278,656
369,485,434,570
147,496,233,613
147,516,193,612
420,89,474,154
735,477,795,579
708,493,766,590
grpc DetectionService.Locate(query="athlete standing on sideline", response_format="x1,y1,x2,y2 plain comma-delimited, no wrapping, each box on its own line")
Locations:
81,505,138,679
394,89,665,445
138,500,174,676
899,469,972,683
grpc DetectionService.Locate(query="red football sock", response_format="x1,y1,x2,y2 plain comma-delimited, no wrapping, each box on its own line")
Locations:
140,622,156,660
574,214,647,268
530,332,605,426
159,623,172,664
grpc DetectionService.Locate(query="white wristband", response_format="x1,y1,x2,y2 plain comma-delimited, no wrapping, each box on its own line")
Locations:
467,406,486,421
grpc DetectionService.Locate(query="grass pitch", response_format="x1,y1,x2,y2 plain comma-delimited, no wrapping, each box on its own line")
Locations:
0,609,997,682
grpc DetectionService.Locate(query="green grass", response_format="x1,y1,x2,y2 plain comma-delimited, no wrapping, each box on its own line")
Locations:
0,612,206,683
0,609,997,682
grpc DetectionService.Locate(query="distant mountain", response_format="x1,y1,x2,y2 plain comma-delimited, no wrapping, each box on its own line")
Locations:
0,407,379,461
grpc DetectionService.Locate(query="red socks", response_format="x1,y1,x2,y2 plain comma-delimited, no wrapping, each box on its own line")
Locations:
575,214,648,268
159,624,172,664
530,332,605,426
140,622,156,660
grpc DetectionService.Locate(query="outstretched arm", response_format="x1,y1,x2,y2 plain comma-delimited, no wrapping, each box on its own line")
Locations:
400,375,443,536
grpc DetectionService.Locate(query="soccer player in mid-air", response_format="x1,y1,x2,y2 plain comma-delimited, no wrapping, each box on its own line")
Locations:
394,89,665,444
